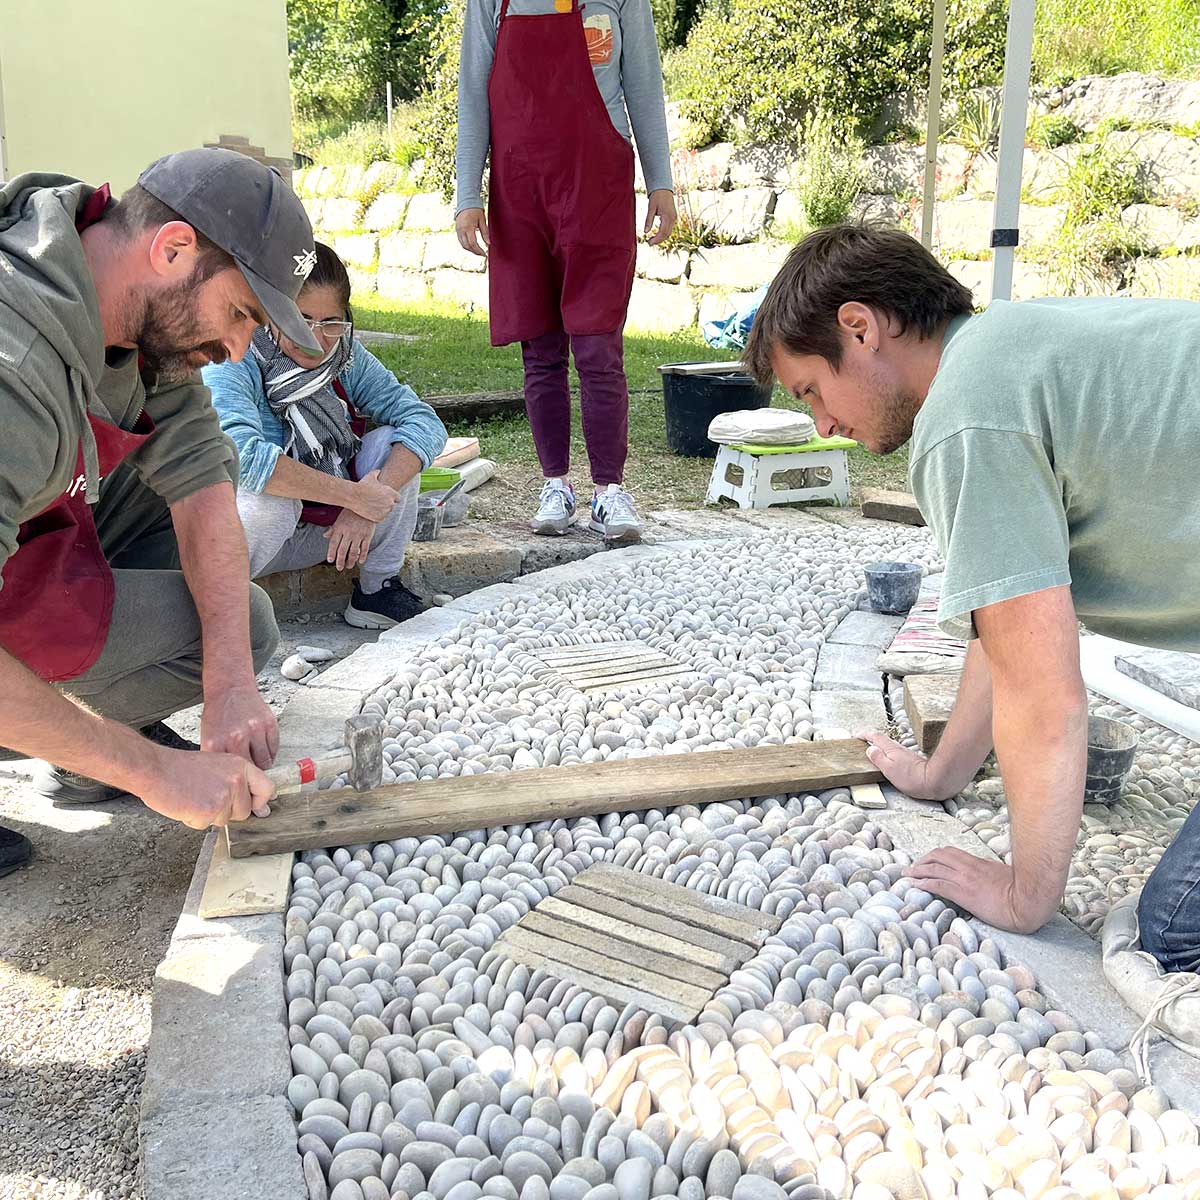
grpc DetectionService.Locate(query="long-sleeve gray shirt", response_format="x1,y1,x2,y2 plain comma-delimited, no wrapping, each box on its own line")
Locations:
455,0,674,215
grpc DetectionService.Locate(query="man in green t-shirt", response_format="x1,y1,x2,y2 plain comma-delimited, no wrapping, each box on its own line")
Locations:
742,223,1200,974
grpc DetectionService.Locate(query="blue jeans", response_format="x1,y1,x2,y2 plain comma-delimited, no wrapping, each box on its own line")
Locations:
1137,801,1200,973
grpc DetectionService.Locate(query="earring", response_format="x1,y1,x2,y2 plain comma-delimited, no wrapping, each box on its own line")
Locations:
870,345,878,353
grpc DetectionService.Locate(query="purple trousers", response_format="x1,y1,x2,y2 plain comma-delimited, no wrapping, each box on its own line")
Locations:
520,327,628,486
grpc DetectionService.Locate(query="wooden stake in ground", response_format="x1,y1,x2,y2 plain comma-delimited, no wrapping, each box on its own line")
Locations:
225,739,883,858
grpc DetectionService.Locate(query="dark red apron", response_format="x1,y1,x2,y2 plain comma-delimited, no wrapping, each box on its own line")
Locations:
0,184,157,682
485,0,636,347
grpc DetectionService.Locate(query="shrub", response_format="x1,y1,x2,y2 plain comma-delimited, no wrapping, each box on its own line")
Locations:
1032,0,1200,83
1027,113,1081,149
791,112,866,231
1044,141,1153,291
946,90,1002,154
412,0,467,201
667,0,1007,147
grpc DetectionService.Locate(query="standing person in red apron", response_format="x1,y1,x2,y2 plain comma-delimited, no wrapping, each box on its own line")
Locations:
455,0,676,544
0,149,321,878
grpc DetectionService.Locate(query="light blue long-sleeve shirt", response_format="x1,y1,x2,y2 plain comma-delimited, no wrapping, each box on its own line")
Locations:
455,0,674,215
204,346,448,495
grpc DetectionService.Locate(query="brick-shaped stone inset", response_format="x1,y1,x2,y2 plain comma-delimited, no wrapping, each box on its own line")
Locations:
529,640,693,696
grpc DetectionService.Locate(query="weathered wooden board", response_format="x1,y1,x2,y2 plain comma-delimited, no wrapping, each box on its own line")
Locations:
198,835,292,919
904,672,963,756
553,886,760,963
226,738,882,858
532,641,693,695
495,865,773,1023
861,488,926,527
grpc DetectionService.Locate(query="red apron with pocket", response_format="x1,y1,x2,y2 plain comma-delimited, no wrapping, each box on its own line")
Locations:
485,0,636,347
0,183,159,682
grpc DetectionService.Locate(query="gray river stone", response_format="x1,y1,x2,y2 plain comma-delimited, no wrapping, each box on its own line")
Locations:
705,1150,740,1199
613,1157,652,1200
504,1150,554,1192
329,1149,385,1188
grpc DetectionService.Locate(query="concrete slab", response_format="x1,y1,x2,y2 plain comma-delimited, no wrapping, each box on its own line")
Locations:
812,642,883,693
400,525,523,597
904,672,963,755
141,1096,304,1200
811,690,888,739
305,640,407,694
376,605,467,647
1115,646,1200,709
828,610,904,651
142,929,291,1121
275,686,362,761
444,582,542,614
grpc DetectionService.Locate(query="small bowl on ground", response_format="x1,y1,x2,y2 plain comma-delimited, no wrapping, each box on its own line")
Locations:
1085,715,1139,804
865,561,923,615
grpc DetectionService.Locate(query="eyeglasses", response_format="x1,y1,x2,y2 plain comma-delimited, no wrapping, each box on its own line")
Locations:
305,318,353,337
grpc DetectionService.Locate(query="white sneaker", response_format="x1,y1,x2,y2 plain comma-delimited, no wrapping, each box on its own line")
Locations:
531,478,576,535
589,484,642,545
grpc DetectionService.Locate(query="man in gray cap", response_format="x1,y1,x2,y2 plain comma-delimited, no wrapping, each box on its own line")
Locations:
0,148,322,876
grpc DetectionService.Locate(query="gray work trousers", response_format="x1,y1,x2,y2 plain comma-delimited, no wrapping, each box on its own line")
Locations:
54,462,279,729
237,428,420,592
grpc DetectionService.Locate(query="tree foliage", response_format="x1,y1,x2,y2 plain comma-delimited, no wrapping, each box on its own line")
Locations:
667,0,1008,147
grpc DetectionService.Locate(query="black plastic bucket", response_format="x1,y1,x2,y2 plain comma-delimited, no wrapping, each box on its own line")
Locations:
1085,715,1138,804
659,364,773,457
865,561,923,614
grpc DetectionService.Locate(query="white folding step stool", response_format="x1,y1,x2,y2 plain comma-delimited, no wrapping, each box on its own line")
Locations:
704,435,857,510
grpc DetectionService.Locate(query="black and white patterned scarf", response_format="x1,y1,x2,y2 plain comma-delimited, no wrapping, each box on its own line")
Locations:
250,326,360,477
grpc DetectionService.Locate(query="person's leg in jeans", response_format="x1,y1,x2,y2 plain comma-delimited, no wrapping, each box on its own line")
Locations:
571,326,640,543
521,329,577,534
1137,801,1200,972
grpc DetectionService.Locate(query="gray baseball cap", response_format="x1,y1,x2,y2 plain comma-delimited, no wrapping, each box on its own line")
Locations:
138,147,321,355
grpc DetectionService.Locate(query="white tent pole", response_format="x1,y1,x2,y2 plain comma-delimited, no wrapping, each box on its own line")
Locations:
990,0,1036,302
920,0,947,250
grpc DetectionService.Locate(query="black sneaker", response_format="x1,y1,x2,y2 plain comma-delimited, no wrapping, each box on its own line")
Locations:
35,721,199,806
0,826,32,879
345,578,427,630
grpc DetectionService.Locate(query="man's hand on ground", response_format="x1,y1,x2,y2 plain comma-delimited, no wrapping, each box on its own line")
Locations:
860,732,948,800
325,511,377,571
907,846,1050,934
139,747,275,829
201,683,279,769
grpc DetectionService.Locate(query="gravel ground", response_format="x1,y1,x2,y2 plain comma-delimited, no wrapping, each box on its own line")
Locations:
0,613,378,1200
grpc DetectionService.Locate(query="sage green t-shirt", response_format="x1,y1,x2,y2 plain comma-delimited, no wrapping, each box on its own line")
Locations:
909,297,1200,651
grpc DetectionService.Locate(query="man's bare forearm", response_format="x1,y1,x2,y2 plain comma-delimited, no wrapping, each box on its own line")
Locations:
0,647,162,791
378,444,422,491
171,482,257,693
924,640,996,795
990,668,1087,930
263,453,357,506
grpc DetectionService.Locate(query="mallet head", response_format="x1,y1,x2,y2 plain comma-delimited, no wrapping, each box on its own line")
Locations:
344,714,384,792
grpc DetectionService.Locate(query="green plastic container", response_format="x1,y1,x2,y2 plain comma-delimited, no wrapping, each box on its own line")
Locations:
419,466,462,494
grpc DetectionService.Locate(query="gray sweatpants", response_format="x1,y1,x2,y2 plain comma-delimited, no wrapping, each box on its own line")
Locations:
238,427,420,593
55,460,279,730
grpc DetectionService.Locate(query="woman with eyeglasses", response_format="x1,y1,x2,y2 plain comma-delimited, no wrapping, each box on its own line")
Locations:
204,242,447,629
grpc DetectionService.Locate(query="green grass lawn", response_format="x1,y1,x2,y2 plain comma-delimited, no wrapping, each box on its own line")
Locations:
353,296,910,521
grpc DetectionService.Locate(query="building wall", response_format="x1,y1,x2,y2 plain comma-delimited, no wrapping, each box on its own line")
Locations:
0,0,292,193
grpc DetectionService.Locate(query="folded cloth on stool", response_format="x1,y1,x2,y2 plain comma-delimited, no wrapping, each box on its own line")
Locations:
707,408,816,446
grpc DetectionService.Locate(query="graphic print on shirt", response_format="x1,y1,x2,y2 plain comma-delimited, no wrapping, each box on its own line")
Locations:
584,13,614,65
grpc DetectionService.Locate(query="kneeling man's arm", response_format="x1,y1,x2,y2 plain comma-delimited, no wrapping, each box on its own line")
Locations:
910,585,1086,932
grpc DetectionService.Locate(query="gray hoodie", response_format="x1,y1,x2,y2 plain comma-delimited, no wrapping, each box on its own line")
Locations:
0,173,236,582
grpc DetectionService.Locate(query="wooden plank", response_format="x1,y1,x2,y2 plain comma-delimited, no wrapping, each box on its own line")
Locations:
496,936,698,1025
577,863,781,942
903,672,963,756
226,739,883,858
520,910,727,992
534,894,742,973
550,656,677,680
499,926,712,1012
554,885,760,959
539,643,653,662
861,488,926,527
199,835,292,918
